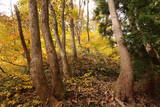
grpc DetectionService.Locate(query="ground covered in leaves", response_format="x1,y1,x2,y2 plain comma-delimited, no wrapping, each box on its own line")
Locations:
0,54,160,106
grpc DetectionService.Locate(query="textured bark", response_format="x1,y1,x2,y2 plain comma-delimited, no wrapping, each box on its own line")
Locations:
50,4,72,79
61,0,66,51
70,0,77,59
107,0,134,102
40,0,64,100
14,5,31,70
86,0,90,42
28,0,58,106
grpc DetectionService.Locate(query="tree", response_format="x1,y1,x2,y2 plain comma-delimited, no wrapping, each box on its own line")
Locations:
61,0,66,51
50,3,72,79
28,0,60,106
107,0,134,102
93,0,111,37
14,5,31,70
86,0,90,41
74,0,84,45
40,0,64,100
94,0,160,98
70,0,77,59
121,0,160,97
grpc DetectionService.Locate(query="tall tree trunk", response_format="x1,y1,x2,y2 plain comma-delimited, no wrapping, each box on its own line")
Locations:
107,0,134,102
10,1,14,18
76,0,83,45
40,0,64,100
70,0,77,59
28,0,59,106
86,0,90,42
14,5,31,70
50,4,72,79
61,0,66,51
76,0,85,46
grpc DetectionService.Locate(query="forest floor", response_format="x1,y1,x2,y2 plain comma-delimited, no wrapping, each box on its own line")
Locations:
0,53,160,107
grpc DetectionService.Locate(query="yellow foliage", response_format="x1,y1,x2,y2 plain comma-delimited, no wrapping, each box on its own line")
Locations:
0,104,5,107
78,31,118,57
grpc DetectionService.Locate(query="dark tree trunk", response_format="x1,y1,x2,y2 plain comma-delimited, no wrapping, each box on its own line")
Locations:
70,0,77,59
28,0,60,106
40,0,64,100
14,5,31,70
86,0,90,42
107,0,134,102
61,0,66,51
50,4,72,79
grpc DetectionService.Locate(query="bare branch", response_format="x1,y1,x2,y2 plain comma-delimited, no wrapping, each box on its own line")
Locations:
0,59,26,67
0,66,5,73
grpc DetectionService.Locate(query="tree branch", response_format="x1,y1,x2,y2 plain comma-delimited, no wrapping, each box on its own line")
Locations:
0,59,26,67
0,66,5,73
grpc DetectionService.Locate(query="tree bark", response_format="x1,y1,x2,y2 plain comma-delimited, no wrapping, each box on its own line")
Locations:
40,0,64,100
61,0,66,51
107,0,134,102
50,4,72,79
28,0,59,106
86,0,90,42
70,0,77,59
14,5,31,70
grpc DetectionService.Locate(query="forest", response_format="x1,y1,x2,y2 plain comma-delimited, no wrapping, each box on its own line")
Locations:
0,0,160,106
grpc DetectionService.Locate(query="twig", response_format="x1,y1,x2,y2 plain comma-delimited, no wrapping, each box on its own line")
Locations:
115,98,125,107
0,59,26,67
0,66,5,73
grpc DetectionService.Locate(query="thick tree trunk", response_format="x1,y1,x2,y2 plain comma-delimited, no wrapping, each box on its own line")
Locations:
61,0,66,51
86,0,90,42
50,4,72,79
107,0,134,102
70,0,77,59
28,0,59,106
40,0,64,100
14,5,31,70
